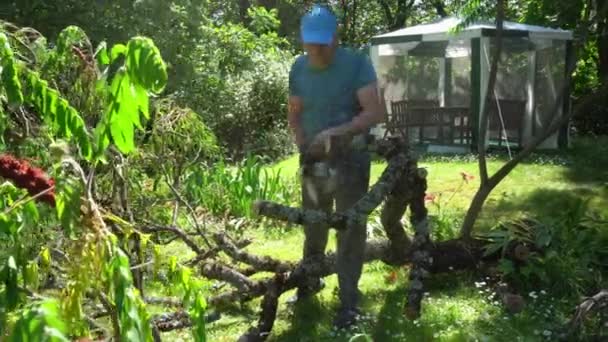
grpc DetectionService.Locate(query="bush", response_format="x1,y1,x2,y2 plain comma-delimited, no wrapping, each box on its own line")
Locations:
185,10,296,162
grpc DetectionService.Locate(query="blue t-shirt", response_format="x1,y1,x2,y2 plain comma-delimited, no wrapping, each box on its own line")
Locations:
289,47,377,149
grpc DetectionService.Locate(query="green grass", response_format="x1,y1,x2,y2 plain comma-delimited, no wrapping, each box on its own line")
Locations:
160,137,608,341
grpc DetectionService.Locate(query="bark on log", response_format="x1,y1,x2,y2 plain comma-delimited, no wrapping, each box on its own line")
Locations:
252,200,355,231
237,274,288,342
345,152,410,218
201,262,256,292
213,233,295,273
567,289,608,337
252,150,412,229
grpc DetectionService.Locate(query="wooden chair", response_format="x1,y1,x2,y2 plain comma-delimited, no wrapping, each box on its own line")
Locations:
383,100,408,138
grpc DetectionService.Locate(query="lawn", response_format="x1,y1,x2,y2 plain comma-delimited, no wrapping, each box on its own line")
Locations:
161,137,608,341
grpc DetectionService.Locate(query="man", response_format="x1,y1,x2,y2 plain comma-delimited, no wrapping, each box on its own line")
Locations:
287,4,384,329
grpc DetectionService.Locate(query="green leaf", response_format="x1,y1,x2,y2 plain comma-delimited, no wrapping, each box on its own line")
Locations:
111,44,127,62
125,37,167,93
190,292,207,342
95,41,110,66
8,299,70,341
40,247,51,270
4,256,19,310
24,262,39,290
0,213,16,236
55,26,88,56
21,69,92,160
55,176,83,237
133,83,149,121
0,33,24,108
497,258,515,275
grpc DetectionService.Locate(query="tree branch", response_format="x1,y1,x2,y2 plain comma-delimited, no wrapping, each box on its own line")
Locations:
377,0,394,27
201,262,256,292
213,233,295,273
477,0,504,185
141,224,203,255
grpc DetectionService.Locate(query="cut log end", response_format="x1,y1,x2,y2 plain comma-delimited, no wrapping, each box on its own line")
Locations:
251,200,264,216
404,306,421,320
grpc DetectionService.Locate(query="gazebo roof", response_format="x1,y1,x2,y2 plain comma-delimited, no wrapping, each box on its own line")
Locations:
371,16,573,45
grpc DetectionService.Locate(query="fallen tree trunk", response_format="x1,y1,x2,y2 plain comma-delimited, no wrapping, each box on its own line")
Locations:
151,236,505,333
204,237,496,308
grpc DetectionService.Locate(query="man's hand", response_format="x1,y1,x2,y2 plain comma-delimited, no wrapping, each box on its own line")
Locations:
307,126,353,159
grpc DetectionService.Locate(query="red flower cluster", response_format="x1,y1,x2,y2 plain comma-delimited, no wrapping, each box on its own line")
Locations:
460,171,475,183
0,154,56,207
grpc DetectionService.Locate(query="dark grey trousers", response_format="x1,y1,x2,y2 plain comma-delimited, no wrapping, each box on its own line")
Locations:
299,151,371,310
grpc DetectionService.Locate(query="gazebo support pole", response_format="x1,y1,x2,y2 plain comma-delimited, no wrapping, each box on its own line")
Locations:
479,37,491,150
470,38,481,151
558,40,574,149
524,48,537,147
438,57,452,107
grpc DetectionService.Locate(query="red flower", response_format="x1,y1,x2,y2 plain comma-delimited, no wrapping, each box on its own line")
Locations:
424,193,436,203
0,154,56,206
460,171,475,183
385,270,398,284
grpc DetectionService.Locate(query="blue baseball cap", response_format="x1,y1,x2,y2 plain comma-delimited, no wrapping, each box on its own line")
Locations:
300,5,337,45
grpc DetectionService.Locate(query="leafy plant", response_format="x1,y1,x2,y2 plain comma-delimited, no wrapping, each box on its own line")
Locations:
479,199,608,297
184,155,296,219
7,299,69,341
0,23,210,341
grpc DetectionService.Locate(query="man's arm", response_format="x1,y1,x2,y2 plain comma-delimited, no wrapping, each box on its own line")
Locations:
288,60,305,148
288,95,305,147
350,81,385,133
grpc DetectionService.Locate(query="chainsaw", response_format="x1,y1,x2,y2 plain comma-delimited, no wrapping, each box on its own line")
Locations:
298,133,373,205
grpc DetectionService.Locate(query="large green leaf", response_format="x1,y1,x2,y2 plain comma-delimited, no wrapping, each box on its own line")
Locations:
0,33,24,108
105,69,137,153
22,69,92,159
125,37,167,94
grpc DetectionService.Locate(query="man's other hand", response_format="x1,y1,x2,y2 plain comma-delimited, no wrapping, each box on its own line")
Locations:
307,126,353,159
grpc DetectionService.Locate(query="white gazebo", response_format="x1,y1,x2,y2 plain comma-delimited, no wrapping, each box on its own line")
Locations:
369,16,574,153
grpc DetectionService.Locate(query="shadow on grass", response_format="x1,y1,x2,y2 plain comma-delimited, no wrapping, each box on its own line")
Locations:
485,185,607,224
269,296,335,342
561,136,608,183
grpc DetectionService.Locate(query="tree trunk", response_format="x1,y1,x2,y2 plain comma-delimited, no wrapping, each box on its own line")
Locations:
459,184,493,240
597,4,608,88
433,0,448,17
239,0,251,25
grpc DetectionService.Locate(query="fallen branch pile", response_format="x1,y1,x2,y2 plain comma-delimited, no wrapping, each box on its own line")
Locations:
138,137,533,341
